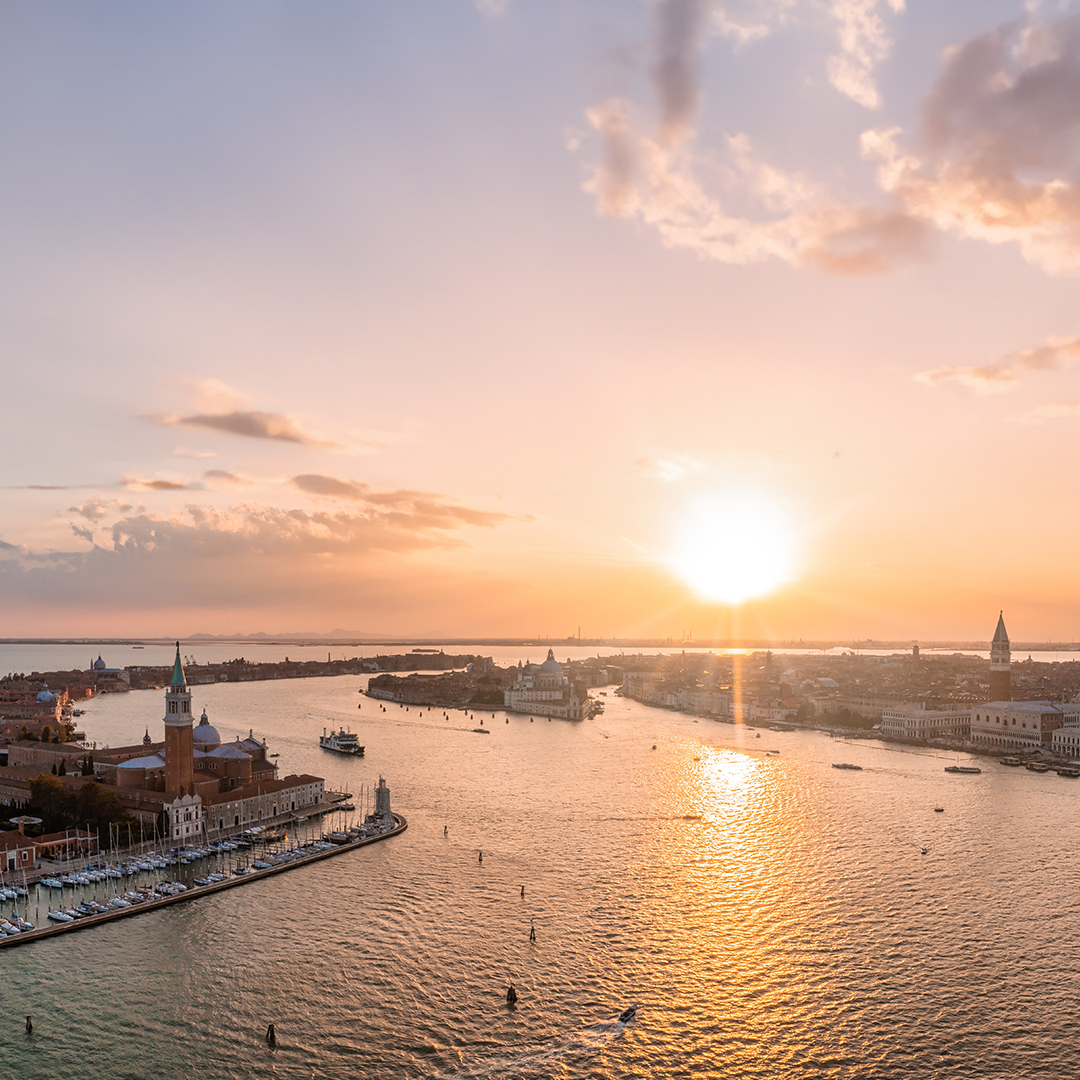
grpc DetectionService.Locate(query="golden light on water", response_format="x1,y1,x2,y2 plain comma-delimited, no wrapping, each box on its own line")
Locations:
671,493,797,605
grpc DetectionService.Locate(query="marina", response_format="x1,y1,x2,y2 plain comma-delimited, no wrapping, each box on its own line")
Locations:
0,812,404,950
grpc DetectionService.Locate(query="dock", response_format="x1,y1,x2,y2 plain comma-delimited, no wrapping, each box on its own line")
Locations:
0,813,406,951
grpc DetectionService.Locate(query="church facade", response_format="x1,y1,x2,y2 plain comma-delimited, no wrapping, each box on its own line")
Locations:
504,649,586,720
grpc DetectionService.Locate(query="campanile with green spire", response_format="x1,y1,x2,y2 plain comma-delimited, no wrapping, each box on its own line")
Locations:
163,641,194,797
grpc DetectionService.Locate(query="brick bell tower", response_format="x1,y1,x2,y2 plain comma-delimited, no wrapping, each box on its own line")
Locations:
989,611,1011,702
163,642,194,798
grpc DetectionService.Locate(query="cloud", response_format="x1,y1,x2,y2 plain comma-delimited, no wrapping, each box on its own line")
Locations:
712,2,787,47
173,447,218,459
150,378,383,454
0,485,528,617
634,454,705,482
292,474,368,499
203,470,253,489
915,333,1080,393
826,0,906,110
914,365,1016,394
652,0,709,149
69,496,132,522
582,1,929,274
121,473,198,492
1011,403,1080,424
156,409,347,449
290,474,519,529
865,14,1080,273
582,6,1080,275
585,104,931,271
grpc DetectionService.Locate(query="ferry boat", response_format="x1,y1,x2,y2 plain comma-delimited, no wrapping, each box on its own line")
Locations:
944,765,982,774
319,727,364,755
1001,757,1022,766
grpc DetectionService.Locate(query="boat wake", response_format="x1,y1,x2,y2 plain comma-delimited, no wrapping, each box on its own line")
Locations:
439,1015,639,1078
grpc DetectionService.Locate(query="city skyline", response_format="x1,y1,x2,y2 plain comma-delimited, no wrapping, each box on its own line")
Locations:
3,1,1080,640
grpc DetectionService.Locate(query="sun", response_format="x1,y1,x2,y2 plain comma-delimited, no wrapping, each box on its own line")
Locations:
671,492,796,605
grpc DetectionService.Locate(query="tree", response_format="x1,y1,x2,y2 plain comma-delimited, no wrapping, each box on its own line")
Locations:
75,783,132,846
50,763,57,775
57,759,67,776
41,725,50,743
29,773,76,832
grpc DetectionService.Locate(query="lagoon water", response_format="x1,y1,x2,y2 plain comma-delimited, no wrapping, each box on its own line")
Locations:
2,652,1080,1078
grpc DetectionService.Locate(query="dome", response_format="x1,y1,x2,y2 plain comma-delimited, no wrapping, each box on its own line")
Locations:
539,648,563,675
192,708,220,748
36,686,56,703
94,655,106,670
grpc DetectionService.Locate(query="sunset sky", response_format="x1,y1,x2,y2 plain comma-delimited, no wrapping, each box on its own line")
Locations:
3,1,1080,642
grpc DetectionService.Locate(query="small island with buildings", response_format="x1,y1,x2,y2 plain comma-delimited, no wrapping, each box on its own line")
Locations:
0,645,403,949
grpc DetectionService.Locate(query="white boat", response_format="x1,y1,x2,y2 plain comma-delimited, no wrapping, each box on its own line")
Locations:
47,910,74,923
319,726,365,755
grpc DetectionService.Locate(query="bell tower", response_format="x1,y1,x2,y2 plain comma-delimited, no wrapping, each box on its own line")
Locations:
163,642,194,797
989,611,1011,702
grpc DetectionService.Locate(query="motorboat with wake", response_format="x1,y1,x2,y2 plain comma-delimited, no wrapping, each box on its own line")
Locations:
618,1004,641,1024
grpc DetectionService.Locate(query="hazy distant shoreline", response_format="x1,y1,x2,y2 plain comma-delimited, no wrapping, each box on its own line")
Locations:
3,637,1078,652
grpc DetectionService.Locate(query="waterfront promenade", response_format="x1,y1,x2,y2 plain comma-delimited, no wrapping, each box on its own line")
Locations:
0,813,405,951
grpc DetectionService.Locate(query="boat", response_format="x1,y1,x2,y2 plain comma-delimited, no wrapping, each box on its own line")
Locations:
944,765,982,774
618,1004,640,1023
1056,766,1080,777
472,728,491,735
1026,761,1050,773
319,727,364,755
1001,757,1022,766
832,763,862,770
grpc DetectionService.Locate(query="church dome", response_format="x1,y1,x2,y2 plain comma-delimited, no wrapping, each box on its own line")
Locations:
36,685,56,703
94,655,106,670
539,649,563,675
192,708,220,748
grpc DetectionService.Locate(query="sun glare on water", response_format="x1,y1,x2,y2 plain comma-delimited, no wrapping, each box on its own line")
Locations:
672,492,797,605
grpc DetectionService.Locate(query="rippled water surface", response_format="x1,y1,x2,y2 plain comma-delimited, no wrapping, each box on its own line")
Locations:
2,671,1079,1079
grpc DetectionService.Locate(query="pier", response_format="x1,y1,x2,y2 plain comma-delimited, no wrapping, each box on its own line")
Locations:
0,813,406,951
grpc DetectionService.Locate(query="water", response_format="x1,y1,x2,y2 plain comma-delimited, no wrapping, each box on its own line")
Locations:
2,670,1079,1078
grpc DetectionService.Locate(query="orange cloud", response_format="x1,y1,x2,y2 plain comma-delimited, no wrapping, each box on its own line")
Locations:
290,474,518,529
915,333,1080,393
